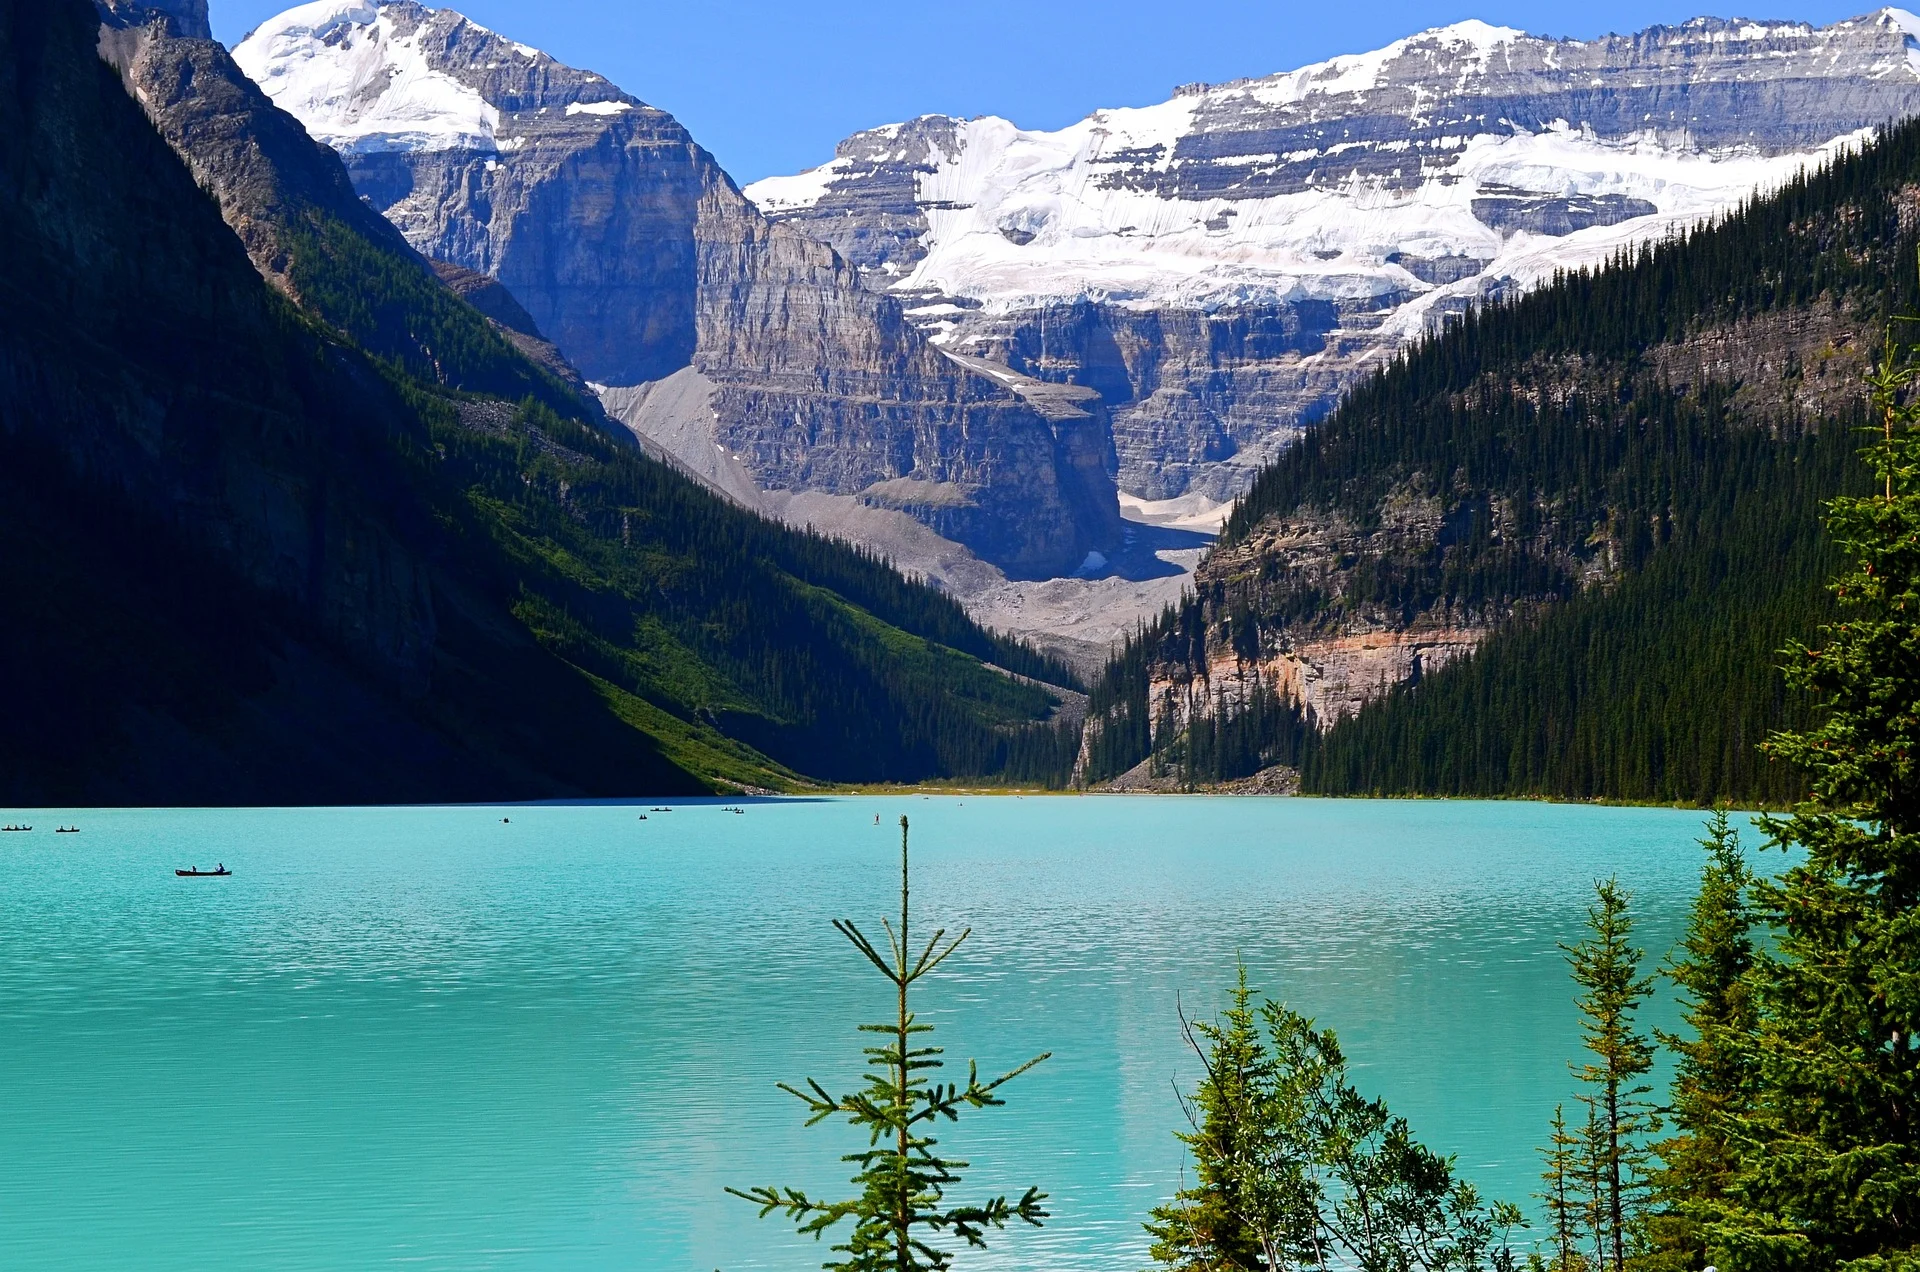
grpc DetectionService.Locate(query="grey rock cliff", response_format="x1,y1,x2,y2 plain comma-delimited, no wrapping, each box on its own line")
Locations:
95,0,207,38
96,14,419,295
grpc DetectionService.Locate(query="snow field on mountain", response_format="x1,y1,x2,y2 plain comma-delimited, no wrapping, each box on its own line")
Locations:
751,112,1874,324
235,0,506,153
745,10,1920,327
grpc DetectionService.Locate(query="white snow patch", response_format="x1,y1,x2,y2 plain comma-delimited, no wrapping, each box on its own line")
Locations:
1119,492,1230,533
1880,6,1920,35
566,100,632,116
748,51,1880,321
745,157,855,212
235,2,501,154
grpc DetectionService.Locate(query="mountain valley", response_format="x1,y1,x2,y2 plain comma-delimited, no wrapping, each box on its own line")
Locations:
9,0,1920,801
234,1,1920,673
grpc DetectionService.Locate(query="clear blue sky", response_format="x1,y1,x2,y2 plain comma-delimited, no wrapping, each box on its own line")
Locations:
212,0,1884,184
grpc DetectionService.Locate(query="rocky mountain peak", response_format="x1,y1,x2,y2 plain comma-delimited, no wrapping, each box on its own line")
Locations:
746,7,1920,501
93,0,210,40
238,0,1126,578
234,0,648,157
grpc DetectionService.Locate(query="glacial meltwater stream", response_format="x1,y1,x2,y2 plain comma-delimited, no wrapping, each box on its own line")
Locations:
0,797,1742,1269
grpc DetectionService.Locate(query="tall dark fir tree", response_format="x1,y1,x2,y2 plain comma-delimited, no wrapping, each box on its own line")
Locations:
1714,309,1920,1270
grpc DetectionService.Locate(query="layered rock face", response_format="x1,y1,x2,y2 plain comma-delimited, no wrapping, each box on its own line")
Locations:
236,2,1121,576
943,298,1351,500
749,12,1920,500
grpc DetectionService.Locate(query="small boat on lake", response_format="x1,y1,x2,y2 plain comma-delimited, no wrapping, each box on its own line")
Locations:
2,825,32,832
55,827,79,834
175,866,231,877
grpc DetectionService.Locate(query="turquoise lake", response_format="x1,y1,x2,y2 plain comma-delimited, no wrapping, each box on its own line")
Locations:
0,796,1755,1269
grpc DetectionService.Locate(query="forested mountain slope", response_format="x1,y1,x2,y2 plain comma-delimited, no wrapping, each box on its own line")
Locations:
0,0,1077,805
1081,119,1920,802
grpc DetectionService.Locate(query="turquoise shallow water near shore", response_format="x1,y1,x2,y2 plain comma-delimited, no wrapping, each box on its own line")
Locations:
0,797,1740,1269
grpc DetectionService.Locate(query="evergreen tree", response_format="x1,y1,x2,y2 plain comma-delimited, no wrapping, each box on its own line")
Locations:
1087,115,1920,805
1146,966,1318,1271
730,817,1049,1271
1579,1102,1608,1272
1561,881,1659,1272
1537,1104,1591,1272
1151,975,1524,1271
1647,809,1758,1266
1715,313,1920,1270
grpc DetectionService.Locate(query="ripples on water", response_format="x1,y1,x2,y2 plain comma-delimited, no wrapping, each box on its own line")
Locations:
0,797,1736,1269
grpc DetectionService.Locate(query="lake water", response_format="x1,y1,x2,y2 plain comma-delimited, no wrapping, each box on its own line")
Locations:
0,796,1748,1270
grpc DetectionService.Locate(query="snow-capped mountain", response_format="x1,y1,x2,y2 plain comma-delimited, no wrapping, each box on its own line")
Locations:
748,11,1920,499
235,1,1123,578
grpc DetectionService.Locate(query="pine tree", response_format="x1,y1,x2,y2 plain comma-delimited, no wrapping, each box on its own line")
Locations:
1579,1100,1608,1272
1647,808,1758,1265
1562,880,1658,1272
1537,1104,1590,1272
730,817,1049,1271
1146,966,1317,1271
1719,309,1920,1269
1151,973,1523,1271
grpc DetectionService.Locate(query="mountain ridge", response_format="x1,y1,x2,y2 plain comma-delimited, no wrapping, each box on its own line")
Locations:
1078,115,1920,801
234,0,1125,579
747,9,1920,502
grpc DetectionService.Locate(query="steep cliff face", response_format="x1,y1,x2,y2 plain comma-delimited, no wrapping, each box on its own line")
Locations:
98,14,415,291
935,298,1353,500
750,12,1920,501
1173,301,1871,718
94,0,206,38
690,184,1120,572
235,1,1121,576
97,4,608,420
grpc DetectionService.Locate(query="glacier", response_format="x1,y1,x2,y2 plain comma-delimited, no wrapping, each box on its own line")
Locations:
748,11,1920,499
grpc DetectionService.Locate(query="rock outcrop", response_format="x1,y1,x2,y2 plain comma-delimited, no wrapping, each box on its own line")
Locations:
748,12,1920,501
235,1,1122,576
94,0,206,38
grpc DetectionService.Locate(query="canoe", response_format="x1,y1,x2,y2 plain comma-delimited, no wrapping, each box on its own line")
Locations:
175,868,232,877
